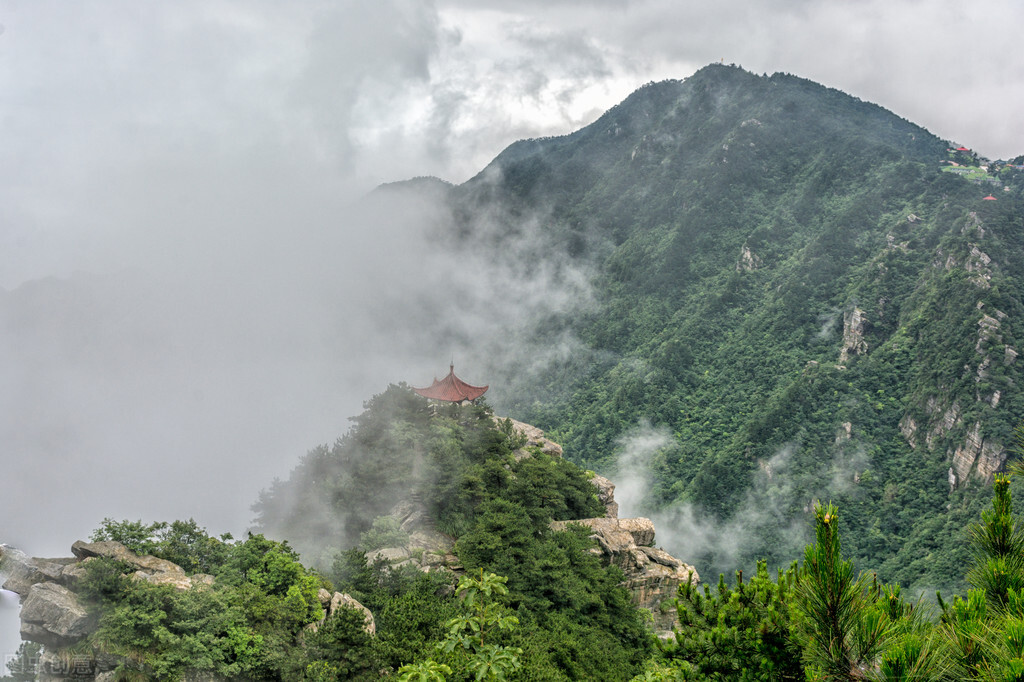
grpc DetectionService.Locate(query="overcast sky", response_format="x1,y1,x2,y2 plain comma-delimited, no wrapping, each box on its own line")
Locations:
2,0,1022,659
1,0,1022,286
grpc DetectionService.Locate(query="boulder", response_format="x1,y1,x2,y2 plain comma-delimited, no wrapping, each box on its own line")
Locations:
131,570,193,590
552,517,656,548
367,547,409,564
308,592,376,636
329,592,376,635
1,545,43,596
0,546,75,597
589,474,619,518
498,417,564,458
70,540,207,591
71,540,185,575
407,529,454,554
20,582,92,648
58,558,93,588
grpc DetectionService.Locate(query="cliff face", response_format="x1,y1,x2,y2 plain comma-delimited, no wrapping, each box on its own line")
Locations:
897,302,1016,491
550,516,698,632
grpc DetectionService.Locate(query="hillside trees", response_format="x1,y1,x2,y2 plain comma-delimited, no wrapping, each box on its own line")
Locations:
73,525,378,681
250,387,651,679
641,465,1024,681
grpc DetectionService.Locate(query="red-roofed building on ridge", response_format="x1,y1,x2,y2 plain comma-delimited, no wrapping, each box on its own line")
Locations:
983,195,998,201
413,364,489,403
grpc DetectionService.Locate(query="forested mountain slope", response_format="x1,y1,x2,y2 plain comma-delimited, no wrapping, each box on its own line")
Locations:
412,64,1024,591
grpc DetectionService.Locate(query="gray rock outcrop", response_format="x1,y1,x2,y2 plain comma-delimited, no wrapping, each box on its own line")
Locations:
496,416,564,458
550,516,698,631
307,589,375,636
898,305,1014,489
590,474,620,518
3,540,372,681
2,540,220,654
1,545,75,595
839,307,869,364
20,582,91,648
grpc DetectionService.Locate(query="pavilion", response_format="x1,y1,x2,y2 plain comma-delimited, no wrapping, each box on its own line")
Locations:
412,364,488,404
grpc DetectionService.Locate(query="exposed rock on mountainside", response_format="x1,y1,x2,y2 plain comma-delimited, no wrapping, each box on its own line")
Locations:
19,582,91,649
498,416,564,458
550,516,698,631
839,307,869,364
897,300,1016,490
737,243,762,272
387,62,1024,591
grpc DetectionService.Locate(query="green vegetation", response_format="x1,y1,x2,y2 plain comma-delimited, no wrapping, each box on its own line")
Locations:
425,63,1024,593
634,473,1024,680
251,387,649,679
941,164,992,183
50,390,649,679
70,525,377,680
23,471,1024,680
2,642,41,681
16,65,1024,680
398,570,522,681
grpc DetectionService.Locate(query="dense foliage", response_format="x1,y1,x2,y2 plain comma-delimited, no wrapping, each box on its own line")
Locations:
70,524,376,680
252,386,650,679
14,65,1024,680
638,472,1024,681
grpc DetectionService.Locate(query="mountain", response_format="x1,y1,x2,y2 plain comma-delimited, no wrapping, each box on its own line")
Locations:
393,63,1024,592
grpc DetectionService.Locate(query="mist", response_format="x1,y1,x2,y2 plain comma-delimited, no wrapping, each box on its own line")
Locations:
0,141,600,663
612,422,873,581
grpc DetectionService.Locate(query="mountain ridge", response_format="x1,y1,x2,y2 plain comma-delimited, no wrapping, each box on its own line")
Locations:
404,63,1024,592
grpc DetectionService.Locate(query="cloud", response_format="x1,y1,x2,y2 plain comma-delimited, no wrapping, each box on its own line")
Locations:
612,426,873,579
612,421,675,519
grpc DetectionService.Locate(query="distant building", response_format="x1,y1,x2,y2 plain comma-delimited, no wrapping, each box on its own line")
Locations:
413,364,488,403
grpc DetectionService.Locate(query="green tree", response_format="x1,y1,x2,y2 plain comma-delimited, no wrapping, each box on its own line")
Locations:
792,503,893,680
398,570,522,682
656,562,803,680
301,605,380,681
3,642,41,681
938,473,1024,679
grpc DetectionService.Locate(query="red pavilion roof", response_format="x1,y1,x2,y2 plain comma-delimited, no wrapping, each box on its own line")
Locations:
413,365,488,402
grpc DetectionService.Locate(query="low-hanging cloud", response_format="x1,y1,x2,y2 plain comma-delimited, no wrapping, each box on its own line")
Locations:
613,423,874,580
